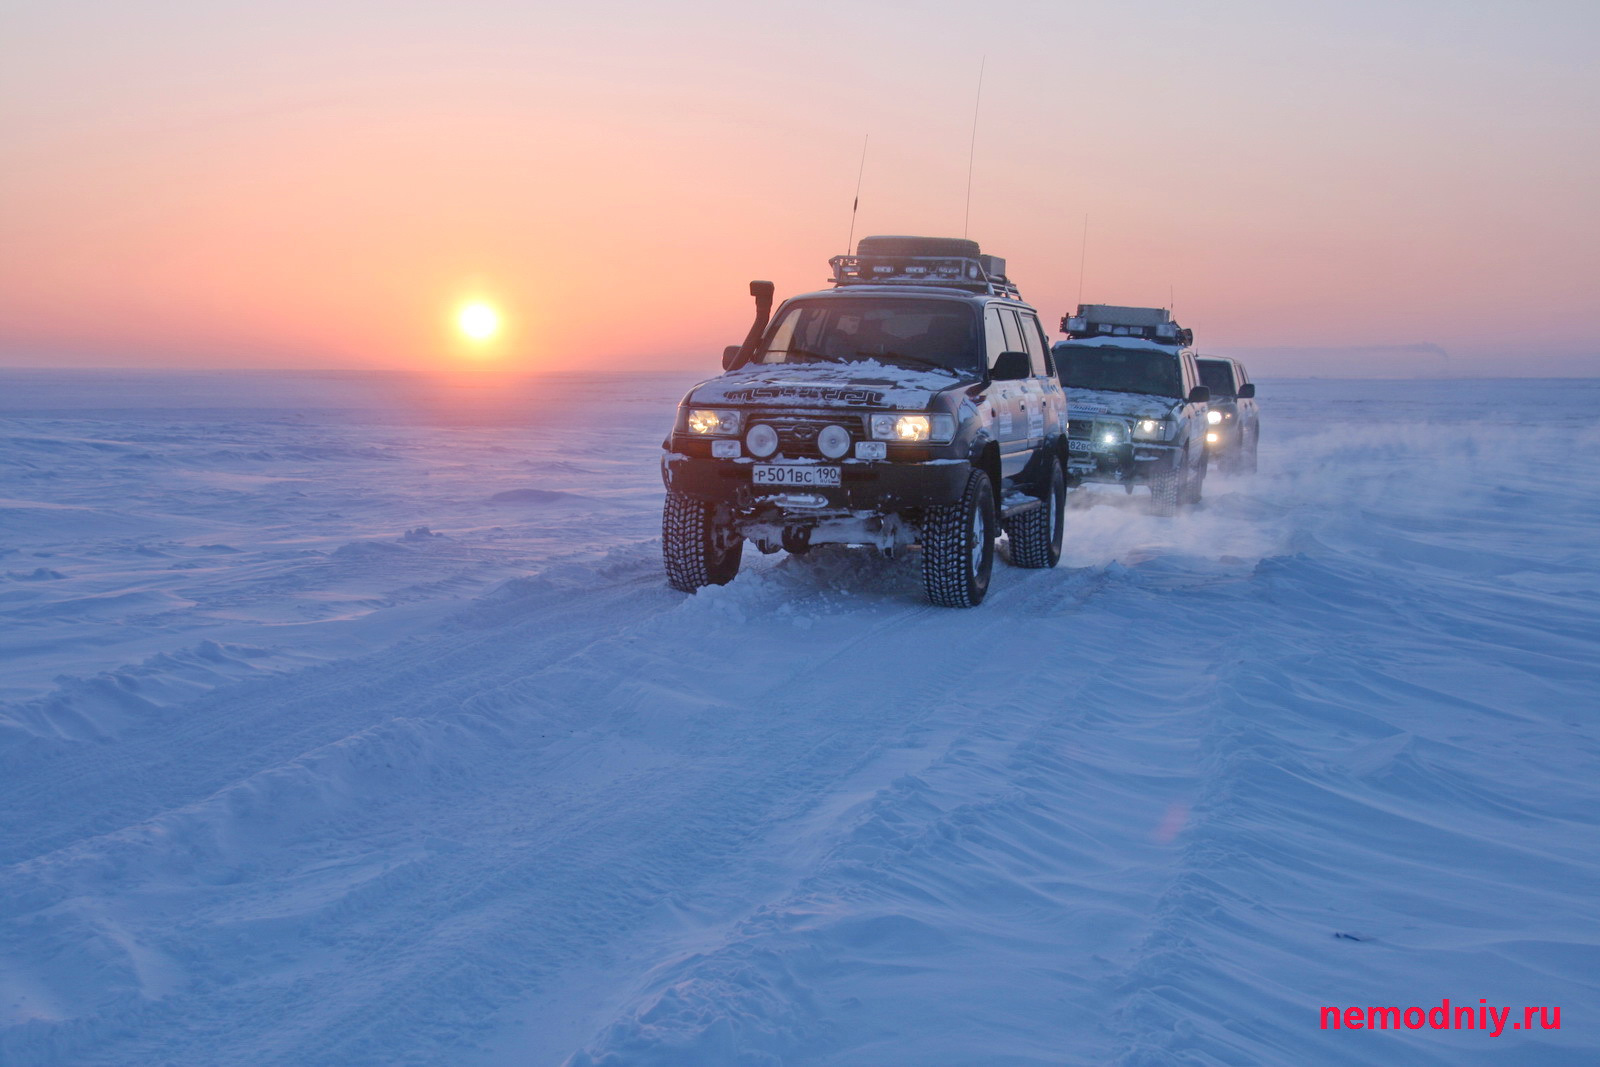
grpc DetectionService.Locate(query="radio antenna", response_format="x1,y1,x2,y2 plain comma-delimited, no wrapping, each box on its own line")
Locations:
963,56,985,239
1076,214,1089,305
846,134,869,254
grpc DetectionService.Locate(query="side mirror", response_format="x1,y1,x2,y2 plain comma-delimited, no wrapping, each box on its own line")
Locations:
1188,385,1211,404
1237,383,1256,399
722,345,742,370
991,351,1031,381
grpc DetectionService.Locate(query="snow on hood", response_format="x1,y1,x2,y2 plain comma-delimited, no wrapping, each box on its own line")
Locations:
1068,389,1181,420
688,360,972,410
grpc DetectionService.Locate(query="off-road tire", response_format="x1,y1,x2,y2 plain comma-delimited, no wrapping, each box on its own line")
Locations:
921,469,996,608
1151,464,1182,516
663,491,742,592
1242,426,1259,474
1004,457,1064,569
1184,452,1206,506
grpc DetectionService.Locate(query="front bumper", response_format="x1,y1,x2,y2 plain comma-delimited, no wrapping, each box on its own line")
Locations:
663,453,973,512
1065,440,1182,484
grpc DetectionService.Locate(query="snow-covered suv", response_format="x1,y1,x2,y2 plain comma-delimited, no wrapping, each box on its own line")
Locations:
1053,304,1210,516
661,235,1068,607
1196,356,1260,473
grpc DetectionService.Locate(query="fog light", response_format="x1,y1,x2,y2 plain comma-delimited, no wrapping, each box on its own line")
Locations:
746,423,779,457
817,424,851,459
1206,431,1220,444
712,439,741,458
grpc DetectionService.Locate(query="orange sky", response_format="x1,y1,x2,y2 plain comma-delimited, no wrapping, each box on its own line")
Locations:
2,1,1596,376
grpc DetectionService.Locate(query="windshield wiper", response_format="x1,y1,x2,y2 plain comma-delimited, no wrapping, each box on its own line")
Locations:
863,351,959,375
779,348,835,363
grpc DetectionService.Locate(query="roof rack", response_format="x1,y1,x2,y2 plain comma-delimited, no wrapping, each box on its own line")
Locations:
829,253,1022,300
1061,303,1192,347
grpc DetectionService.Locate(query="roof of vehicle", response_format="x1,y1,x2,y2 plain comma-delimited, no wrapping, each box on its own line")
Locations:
784,285,1036,310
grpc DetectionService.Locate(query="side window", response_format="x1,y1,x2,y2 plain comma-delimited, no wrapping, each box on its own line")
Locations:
983,307,1009,369
1018,312,1048,375
999,308,1023,356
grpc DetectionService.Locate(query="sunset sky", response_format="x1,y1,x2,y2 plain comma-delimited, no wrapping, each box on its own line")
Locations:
3,0,1596,376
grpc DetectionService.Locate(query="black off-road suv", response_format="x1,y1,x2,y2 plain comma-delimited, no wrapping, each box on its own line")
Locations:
1053,304,1211,516
661,235,1068,607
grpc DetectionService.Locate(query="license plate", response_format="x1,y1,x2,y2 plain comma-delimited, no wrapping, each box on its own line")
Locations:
1068,439,1092,452
753,465,840,487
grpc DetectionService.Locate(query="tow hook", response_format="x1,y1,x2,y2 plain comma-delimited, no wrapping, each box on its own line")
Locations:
781,525,812,555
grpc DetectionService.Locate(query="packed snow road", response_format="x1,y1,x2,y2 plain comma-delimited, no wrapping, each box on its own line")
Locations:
2,372,1597,1065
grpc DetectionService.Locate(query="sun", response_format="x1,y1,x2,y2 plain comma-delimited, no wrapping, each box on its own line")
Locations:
457,301,502,342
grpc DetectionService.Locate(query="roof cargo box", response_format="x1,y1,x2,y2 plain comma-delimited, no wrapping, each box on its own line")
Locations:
1078,304,1172,328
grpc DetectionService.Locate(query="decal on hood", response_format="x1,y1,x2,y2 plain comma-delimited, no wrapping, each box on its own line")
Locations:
718,384,886,406
688,361,964,411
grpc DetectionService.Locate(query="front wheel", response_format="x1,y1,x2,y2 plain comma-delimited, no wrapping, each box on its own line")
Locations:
662,491,743,592
921,470,996,608
1004,457,1065,568
1184,451,1206,506
1242,424,1259,474
1151,464,1182,516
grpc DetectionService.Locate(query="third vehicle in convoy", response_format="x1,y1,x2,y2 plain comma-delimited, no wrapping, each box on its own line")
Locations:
660,235,1068,607
1053,304,1211,515
1196,355,1260,474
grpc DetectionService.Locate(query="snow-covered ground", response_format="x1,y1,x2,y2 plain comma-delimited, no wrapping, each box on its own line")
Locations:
1,371,1597,1066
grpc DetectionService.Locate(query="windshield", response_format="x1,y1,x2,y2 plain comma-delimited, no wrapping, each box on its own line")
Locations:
755,299,981,378
1198,360,1237,397
1056,344,1182,398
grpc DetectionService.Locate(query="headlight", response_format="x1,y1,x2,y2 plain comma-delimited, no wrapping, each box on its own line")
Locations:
1133,419,1168,440
1093,419,1129,448
870,412,956,444
1206,410,1223,425
686,409,741,435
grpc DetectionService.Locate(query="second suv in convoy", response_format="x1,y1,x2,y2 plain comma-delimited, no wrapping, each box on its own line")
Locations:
1196,356,1259,473
661,235,1068,607
1053,304,1210,516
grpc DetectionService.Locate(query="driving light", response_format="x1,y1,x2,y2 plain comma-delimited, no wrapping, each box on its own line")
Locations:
1206,410,1223,425
688,409,741,435
746,423,779,457
870,413,956,444
817,424,851,459
1092,419,1129,448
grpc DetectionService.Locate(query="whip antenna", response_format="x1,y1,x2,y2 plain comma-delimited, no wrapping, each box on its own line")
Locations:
963,57,985,238
1076,214,1089,305
846,134,869,254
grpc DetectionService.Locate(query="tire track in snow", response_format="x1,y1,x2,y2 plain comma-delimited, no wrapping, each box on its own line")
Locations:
1,542,1140,1065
